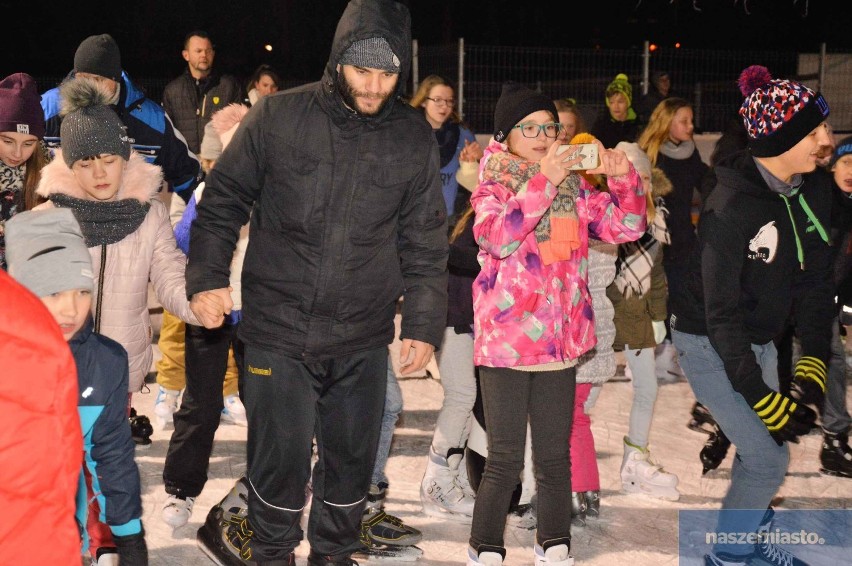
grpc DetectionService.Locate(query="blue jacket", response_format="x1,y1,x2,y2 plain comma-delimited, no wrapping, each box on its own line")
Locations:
70,319,142,547
440,125,476,216
41,71,202,197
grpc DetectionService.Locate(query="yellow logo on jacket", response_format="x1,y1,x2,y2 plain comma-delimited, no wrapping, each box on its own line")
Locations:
248,365,272,376
213,96,220,105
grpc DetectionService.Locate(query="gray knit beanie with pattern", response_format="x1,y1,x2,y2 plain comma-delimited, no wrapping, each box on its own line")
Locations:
339,37,400,73
6,208,94,298
59,77,130,167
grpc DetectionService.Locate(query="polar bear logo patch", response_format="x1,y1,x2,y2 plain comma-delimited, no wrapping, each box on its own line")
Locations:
748,221,778,263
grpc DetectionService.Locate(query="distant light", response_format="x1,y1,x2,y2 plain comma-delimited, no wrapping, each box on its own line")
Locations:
675,42,681,48
264,44,273,52
649,43,658,52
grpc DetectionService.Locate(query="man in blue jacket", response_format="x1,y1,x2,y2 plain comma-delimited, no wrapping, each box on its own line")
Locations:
41,33,202,202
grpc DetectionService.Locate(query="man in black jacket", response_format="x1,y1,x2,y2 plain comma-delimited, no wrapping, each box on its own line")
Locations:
162,30,243,154
189,1,447,564
671,66,831,566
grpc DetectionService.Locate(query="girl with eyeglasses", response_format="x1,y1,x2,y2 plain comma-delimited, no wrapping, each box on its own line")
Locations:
466,82,646,566
410,75,482,223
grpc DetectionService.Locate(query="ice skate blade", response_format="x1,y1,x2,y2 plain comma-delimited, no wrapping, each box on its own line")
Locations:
819,466,852,479
196,537,230,566
622,481,680,501
420,499,473,524
354,544,423,562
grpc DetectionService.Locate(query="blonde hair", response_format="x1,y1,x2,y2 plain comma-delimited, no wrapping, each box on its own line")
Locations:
409,75,461,124
637,97,692,165
553,98,587,135
449,206,475,244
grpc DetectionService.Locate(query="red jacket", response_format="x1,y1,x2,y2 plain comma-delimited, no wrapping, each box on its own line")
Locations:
0,270,82,565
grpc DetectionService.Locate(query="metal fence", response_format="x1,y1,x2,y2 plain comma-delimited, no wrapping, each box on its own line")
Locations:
412,40,852,135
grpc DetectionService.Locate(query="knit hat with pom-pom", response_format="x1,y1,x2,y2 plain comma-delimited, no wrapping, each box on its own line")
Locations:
738,65,829,157
59,76,130,167
605,73,633,107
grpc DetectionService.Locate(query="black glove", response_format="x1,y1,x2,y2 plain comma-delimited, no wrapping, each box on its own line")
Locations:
751,391,817,446
114,530,148,566
789,355,827,407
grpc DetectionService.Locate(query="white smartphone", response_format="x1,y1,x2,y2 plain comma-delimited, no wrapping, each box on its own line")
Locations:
555,143,600,170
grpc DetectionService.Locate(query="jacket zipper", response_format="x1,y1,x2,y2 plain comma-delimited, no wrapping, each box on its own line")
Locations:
779,193,830,270
94,244,107,333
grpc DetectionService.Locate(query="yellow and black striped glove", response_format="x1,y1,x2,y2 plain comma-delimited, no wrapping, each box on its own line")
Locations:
752,391,817,446
790,355,827,407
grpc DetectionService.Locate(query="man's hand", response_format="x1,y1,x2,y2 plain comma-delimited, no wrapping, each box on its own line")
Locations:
190,288,233,329
399,338,436,376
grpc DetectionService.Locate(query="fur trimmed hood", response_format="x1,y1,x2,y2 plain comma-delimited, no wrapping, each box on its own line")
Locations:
650,166,673,200
36,150,163,203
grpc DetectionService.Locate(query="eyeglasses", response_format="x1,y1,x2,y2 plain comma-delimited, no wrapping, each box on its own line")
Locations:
514,122,561,138
426,97,455,108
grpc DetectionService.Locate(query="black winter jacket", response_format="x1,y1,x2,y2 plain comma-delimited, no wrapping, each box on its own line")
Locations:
187,0,448,358
162,70,243,154
447,211,479,329
670,151,834,405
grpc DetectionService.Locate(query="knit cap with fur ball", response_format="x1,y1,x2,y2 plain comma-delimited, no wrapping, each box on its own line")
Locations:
59,77,130,167
738,65,829,157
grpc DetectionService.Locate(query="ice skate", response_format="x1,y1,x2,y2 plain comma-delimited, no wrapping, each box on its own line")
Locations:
700,423,731,475
197,477,266,566
162,494,196,528
467,545,505,566
534,538,575,566
688,402,717,435
819,429,852,478
704,551,750,565
621,436,680,501
220,394,247,427
420,446,474,523
583,490,600,518
570,492,587,527
751,508,810,565
128,408,153,449
92,547,119,566
361,483,422,546
153,386,181,428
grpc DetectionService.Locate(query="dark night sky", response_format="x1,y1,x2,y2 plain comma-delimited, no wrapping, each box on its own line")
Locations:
5,0,849,85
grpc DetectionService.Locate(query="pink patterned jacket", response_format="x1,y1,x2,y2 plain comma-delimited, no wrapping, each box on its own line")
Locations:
472,140,646,368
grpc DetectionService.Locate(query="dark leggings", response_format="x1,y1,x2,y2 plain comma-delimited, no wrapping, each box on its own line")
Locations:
469,366,575,551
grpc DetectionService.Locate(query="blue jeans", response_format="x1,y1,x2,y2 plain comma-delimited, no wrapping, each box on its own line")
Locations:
371,357,403,487
672,329,789,557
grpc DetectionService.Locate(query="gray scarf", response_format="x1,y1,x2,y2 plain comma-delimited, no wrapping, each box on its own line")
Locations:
660,139,695,160
51,193,150,247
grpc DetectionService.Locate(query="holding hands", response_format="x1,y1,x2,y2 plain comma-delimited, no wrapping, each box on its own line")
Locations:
190,287,234,329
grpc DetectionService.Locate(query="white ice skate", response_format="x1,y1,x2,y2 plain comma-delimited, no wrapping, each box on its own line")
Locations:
161,494,195,528
467,546,504,566
620,436,680,501
421,446,475,523
534,542,575,566
220,394,247,426
153,386,181,429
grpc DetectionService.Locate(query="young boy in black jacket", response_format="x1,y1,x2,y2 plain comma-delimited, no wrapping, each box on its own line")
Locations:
5,208,147,565
669,66,831,566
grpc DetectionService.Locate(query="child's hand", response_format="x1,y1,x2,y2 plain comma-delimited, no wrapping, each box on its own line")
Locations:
460,140,483,163
540,142,582,187
587,140,631,177
190,287,233,329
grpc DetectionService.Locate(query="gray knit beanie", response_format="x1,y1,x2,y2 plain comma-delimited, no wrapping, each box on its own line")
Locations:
6,208,94,298
339,37,400,73
59,77,130,167
74,34,122,82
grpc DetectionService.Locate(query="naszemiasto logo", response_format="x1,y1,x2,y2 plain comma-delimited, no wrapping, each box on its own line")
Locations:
748,221,779,263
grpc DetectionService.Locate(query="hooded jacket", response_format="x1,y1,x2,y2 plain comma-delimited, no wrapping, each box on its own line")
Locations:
36,152,200,391
42,71,202,197
0,271,82,566
670,151,834,404
187,0,448,357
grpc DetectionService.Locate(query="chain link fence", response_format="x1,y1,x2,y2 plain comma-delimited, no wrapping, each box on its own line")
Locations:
413,41,852,136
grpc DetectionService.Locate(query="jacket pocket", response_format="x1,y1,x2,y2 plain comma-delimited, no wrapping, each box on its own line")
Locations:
265,149,321,233
349,167,415,244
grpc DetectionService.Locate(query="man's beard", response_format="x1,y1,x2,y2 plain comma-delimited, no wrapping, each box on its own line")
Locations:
337,72,394,116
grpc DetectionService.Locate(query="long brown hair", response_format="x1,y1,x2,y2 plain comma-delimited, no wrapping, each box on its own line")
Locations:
637,97,692,165
22,142,48,210
449,206,475,244
409,75,461,124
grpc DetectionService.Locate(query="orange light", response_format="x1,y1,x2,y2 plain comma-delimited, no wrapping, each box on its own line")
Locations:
675,42,681,48
649,43,658,52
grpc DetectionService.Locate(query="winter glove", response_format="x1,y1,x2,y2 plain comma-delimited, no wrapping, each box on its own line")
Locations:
114,529,148,566
789,355,827,407
751,391,817,446
652,320,667,345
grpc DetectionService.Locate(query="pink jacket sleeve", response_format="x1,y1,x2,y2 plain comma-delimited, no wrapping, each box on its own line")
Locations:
584,165,647,243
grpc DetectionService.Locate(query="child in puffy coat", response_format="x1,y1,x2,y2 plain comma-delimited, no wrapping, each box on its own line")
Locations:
466,82,646,566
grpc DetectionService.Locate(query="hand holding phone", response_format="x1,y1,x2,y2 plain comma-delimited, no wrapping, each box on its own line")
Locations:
555,143,600,170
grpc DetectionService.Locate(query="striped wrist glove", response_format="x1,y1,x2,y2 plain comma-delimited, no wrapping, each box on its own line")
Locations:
752,391,817,446
790,355,827,407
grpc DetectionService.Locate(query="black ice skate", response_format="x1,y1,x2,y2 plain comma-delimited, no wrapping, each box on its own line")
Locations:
128,408,153,448
819,429,852,478
700,423,731,475
570,492,587,527
687,402,717,435
356,483,424,562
